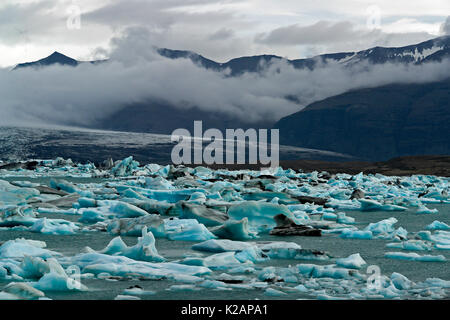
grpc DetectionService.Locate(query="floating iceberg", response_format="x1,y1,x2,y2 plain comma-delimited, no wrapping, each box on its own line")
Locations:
98,228,164,262
107,215,165,237
227,201,300,233
0,239,60,259
192,239,255,253
164,218,216,241
426,221,450,231
30,218,79,235
32,258,87,292
416,205,438,214
210,218,258,240
384,252,446,262
0,283,45,300
335,254,367,269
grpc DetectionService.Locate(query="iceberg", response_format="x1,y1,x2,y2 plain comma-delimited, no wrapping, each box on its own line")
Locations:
0,282,45,300
390,272,413,290
0,239,60,259
192,239,255,253
384,252,446,262
340,229,373,240
98,228,165,262
32,258,87,292
227,201,300,233
416,205,438,214
358,199,407,211
426,221,450,231
335,253,366,269
386,240,432,251
177,202,228,227
164,218,216,241
210,218,258,240
0,206,37,227
68,252,212,278
30,218,79,235
264,288,287,296
107,215,165,237
110,156,140,177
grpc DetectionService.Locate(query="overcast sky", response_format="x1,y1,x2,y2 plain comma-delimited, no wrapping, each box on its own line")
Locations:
1,0,449,67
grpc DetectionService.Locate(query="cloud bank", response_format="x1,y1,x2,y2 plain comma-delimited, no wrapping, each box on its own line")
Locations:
0,27,449,128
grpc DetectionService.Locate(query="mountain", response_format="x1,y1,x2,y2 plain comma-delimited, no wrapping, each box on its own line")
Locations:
97,100,273,134
275,78,450,161
14,51,78,70
14,36,450,74
13,51,106,70
158,36,450,75
11,37,450,161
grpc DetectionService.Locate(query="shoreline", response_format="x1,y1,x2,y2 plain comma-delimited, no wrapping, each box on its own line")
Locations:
187,155,450,177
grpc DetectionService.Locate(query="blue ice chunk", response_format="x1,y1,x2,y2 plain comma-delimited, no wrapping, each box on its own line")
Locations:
0,180,40,206
210,218,258,240
49,179,79,194
78,208,106,223
0,206,37,227
340,229,373,239
99,201,149,218
111,156,140,177
234,246,267,264
32,258,87,292
322,212,337,221
386,240,432,251
164,219,216,241
227,201,300,233
416,205,438,214
19,256,50,279
264,288,288,296
107,215,165,237
99,228,164,262
358,199,407,211
391,272,413,290
68,252,212,278
77,197,97,208
0,239,60,259
30,218,79,235
192,239,255,253
384,252,446,262
296,264,362,280
335,253,367,269
363,217,401,238
336,212,355,224
194,252,247,269
426,221,450,231
177,202,228,227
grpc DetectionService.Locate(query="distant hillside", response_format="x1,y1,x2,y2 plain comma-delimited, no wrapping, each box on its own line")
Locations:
275,78,450,160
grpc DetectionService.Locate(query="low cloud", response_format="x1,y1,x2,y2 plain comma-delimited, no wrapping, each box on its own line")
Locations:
0,27,449,128
255,20,437,54
441,16,450,35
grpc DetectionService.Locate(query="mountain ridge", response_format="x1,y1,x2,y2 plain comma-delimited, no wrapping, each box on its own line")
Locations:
13,36,450,74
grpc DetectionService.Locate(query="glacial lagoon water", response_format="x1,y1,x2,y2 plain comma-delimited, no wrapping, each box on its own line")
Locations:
0,173,448,300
